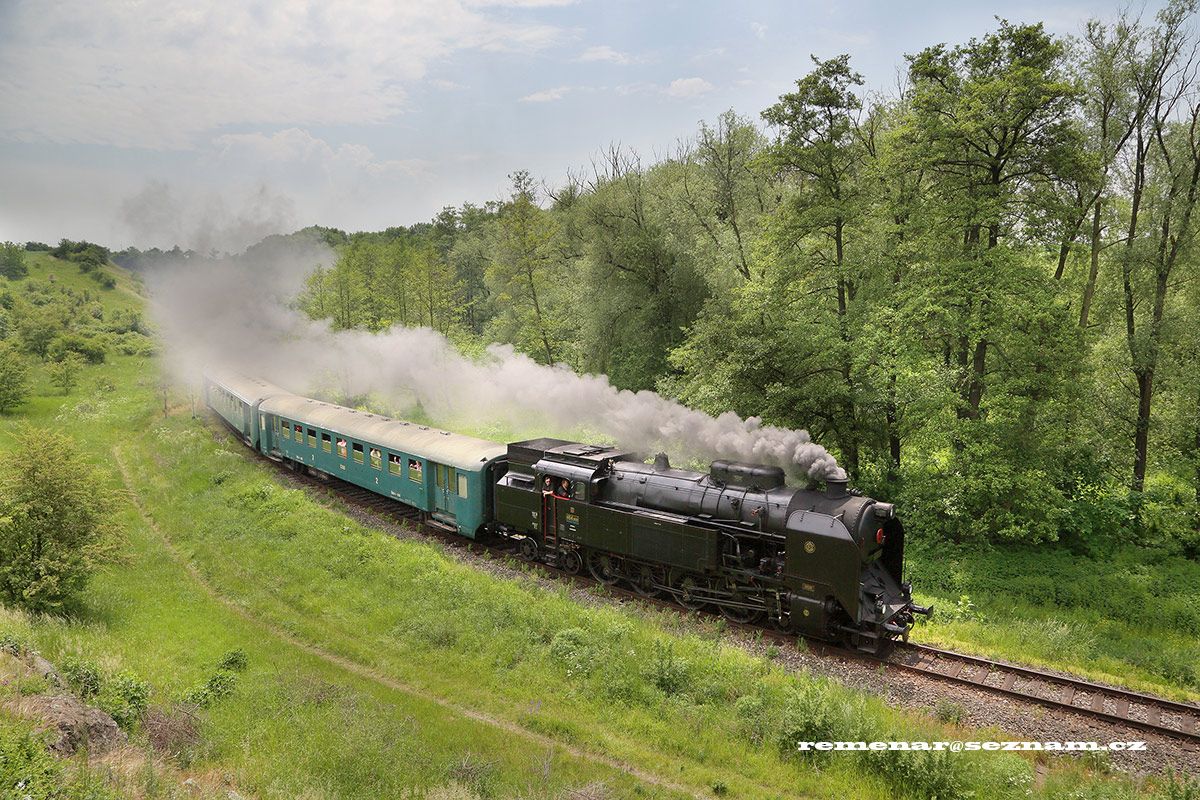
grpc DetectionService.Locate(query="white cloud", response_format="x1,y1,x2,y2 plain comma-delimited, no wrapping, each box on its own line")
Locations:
430,79,467,91
0,0,568,150
213,129,432,178
665,77,714,98
751,21,768,39
520,86,573,103
579,45,633,65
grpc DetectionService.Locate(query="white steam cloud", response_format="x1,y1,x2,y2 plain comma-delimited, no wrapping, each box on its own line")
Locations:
146,234,844,480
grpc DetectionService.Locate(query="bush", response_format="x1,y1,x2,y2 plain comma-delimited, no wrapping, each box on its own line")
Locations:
0,427,115,614
61,656,102,700
0,343,30,413
47,331,107,364
0,722,119,799
0,242,28,280
47,352,85,395
776,681,858,755
645,640,687,695
183,670,238,708
217,648,248,672
549,628,595,678
99,670,151,729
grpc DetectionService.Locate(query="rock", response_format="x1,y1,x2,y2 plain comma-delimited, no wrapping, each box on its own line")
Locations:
24,651,63,687
8,694,127,756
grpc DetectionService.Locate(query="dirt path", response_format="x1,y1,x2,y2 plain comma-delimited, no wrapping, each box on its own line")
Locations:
111,445,710,800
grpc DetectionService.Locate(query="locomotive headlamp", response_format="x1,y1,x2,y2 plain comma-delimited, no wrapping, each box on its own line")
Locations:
872,502,895,519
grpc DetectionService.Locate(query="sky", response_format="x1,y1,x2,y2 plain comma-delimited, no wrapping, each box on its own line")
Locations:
0,0,1166,252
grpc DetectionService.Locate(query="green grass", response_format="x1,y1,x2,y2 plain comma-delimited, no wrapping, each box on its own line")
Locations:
0,256,1193,798
906,540,1200,702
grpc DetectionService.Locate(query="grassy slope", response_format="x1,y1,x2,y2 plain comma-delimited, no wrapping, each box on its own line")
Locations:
0,254,1182,798
907,541,1200,703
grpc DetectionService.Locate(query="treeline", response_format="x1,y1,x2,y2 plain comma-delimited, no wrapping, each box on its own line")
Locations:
157,8,1200,551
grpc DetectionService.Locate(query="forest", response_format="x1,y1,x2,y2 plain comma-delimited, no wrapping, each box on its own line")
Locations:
172,6,1200,554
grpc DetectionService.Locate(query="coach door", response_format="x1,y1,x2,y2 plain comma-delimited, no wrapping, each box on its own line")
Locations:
432,463,457,526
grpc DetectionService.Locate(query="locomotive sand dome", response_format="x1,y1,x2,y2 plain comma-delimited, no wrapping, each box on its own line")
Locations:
204,371,929,651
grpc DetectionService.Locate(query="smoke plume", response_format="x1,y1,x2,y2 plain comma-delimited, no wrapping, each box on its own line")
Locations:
146,233,844,480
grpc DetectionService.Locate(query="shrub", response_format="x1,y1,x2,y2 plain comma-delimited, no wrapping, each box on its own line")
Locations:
217,648,248,672
0,724,62,799
144,704,200,762
47,331,107,364
867,746,968,800
549,628,595,678
0,242,27,280
933,698,967,725
47,352,85,395
0,632,26,656
99,670,151,729
645,640,687,695
183,670,238,708
0,344,29,413
733,693,769,744
0,427,115,614
61,656,102,700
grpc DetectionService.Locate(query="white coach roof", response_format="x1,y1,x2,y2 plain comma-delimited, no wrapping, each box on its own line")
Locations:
205,371,293,406
260,394,507,471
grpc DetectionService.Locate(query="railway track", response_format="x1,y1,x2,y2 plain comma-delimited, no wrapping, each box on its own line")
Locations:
248,433,1200,749
889,643,1200,747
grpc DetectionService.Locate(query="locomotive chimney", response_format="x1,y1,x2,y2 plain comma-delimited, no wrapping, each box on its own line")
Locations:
653,452,671,471
825,476,849,499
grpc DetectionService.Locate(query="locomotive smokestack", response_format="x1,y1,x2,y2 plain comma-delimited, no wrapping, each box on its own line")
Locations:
653,452,671,470
825,476,849,499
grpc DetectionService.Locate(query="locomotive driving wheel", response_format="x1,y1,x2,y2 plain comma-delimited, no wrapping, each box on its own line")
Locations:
559,549,583,575
518,537,539,562
630,565,665,598
670,572,708,610
718,580,762,624
586,551,621,585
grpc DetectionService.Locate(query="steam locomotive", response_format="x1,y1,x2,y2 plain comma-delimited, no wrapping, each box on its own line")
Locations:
205,371,929,651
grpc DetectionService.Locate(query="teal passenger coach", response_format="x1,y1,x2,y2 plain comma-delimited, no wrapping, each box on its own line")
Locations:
203,372,506,537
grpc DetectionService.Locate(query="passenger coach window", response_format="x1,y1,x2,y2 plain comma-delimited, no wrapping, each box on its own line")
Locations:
307,428,317,447
388,454,402,475
322,433,332,453
369,448,382,470
457,474,469,499
336,439,347,458
281,420,290,439
294,424,302,440
408,459,423,483
352,443,364,464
